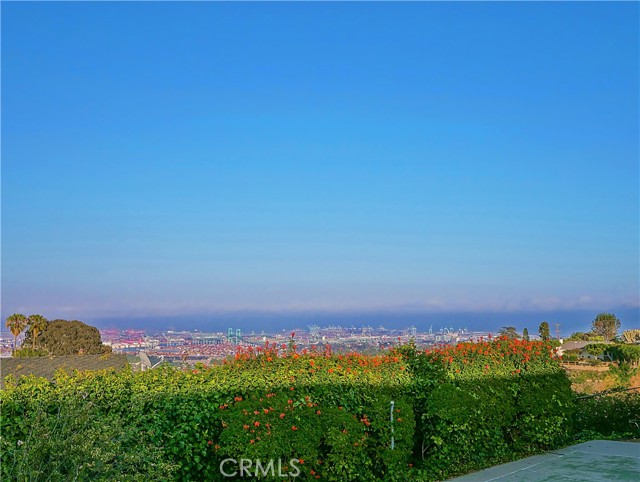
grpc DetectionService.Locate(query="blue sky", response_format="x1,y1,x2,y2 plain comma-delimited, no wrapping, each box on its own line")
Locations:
2,2,638,332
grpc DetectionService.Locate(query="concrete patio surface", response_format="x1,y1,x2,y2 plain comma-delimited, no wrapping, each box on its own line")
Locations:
447,440,639,481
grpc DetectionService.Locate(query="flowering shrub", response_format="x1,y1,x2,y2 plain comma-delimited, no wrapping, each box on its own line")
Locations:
1,336,576,481
216,391,413,480
397,337,574,480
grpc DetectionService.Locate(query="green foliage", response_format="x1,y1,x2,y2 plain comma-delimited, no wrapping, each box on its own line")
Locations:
574,392,640,440
13,347,50,358
607,344,640,366
0,389,176,481
584,344,608,358
568,332,604,342
38,319,112,356
539,322,550,342
522,328,529,341
591,313,621,342
562,351,580,362
0,338,584,482
397,337,573,480
608,362,638,387
26,314,49,350
5,313,28,354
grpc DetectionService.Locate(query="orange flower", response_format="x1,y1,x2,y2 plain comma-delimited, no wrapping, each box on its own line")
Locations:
291,426,298,431
280,413,286,419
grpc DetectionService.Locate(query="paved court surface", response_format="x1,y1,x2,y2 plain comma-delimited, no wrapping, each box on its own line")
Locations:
447,440,639,481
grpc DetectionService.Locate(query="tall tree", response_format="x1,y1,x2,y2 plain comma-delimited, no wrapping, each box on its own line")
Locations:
539,321,550,342
5,313,28,355
591,313,621,342
27,314,48,349
522,327,530,341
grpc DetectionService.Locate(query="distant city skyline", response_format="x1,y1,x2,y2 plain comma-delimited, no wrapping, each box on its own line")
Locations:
2,3,638,328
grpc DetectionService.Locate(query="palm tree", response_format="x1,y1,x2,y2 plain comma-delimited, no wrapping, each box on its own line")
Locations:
28,314,48,349
5,313,28,355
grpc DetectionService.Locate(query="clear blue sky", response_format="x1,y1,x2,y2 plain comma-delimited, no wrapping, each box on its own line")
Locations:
2,2,638,332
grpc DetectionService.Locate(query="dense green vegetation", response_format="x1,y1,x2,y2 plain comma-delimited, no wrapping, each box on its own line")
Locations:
5,314,112,357
1,336,638,481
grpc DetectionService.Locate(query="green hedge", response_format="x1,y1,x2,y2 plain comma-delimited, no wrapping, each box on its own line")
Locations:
1,339,577,481
574,392,640,440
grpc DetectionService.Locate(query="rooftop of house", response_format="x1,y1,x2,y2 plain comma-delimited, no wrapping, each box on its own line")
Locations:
559,340,613,352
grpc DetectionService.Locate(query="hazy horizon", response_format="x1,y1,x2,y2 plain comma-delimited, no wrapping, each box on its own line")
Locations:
1,308,636,340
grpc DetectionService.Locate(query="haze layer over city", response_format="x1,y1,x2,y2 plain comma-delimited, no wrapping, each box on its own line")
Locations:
2,2,638,335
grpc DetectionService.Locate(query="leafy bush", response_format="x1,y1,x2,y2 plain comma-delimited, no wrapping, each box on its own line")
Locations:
403,337,573,479
13,347,50,358
0,384,176,481
574,392,640,440
562,351,580,362
608,362,639,387
584,344,608,358
608,344,640,366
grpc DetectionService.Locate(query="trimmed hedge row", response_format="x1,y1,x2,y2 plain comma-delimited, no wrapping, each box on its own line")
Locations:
1,338,576,481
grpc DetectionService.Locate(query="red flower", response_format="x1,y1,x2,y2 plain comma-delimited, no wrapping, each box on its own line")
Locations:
280,413,286,419
291,426,298,431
